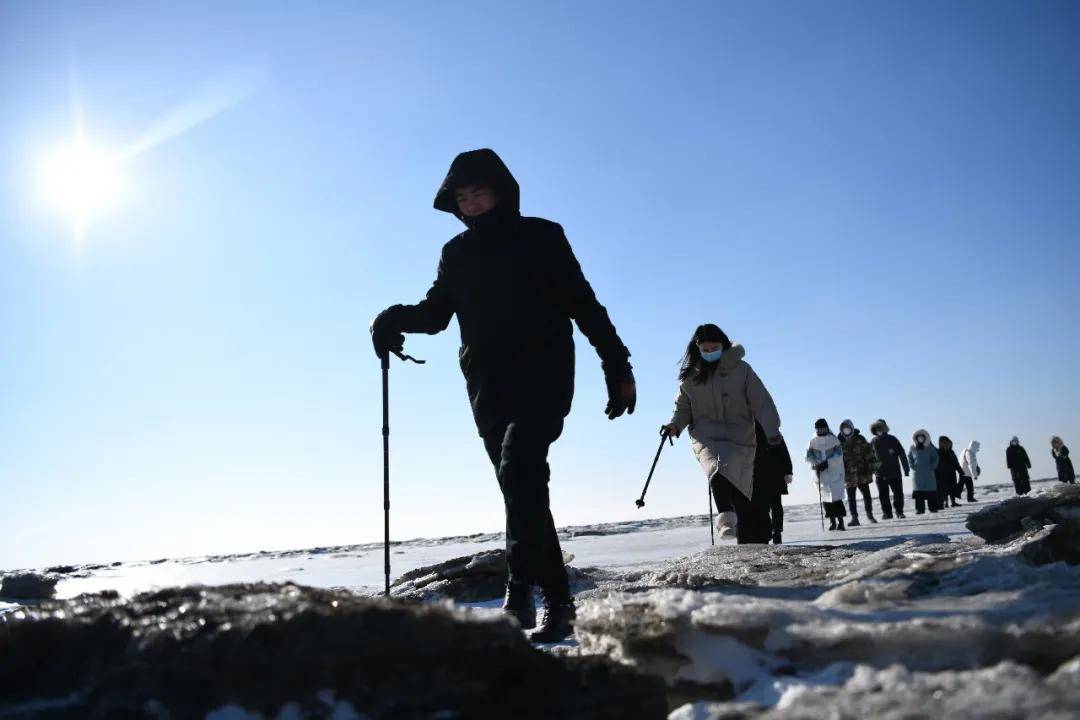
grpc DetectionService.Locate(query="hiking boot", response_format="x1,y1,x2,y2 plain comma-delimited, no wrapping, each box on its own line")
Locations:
772,532,782,545
836,516,846,531
503,581,536,630
848,516,861,527
882,512,894,520
896,510,906,519
828,517,837,531
868,514,878,524
531,597,576,644
717,511,738,539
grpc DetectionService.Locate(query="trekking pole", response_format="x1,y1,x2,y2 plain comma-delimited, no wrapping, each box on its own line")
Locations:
382,347,425,597
814,473,826,532
635,428,674,509
708,477,715,546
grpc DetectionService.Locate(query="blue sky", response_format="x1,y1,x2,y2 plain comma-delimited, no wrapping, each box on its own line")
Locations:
2,1,1078,569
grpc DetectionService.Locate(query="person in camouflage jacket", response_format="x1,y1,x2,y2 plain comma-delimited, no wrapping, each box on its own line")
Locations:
838,419,877,526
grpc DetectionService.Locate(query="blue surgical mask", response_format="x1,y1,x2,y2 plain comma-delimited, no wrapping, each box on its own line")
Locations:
700,348,724,363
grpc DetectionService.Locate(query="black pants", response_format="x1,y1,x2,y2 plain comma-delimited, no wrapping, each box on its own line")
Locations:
1011,470,1031,495
769,493,784,535
711,473,772,544
846,483,874,519
876,475,905,516
914,490,940,513
958,475,975,500
482,417,568,598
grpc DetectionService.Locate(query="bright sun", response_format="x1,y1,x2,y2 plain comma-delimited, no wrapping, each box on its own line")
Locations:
38,139,124,233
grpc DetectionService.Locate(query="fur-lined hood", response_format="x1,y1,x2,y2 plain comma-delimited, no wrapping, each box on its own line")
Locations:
1010,436,1021,446
870,419,889,436
968,440,981,453
911,429,933,447
1051,436,1065,447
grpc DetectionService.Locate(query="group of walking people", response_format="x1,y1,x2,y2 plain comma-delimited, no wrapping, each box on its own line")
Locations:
371,149,1075,643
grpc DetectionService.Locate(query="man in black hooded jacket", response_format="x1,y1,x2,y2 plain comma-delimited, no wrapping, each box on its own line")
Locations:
869,418,909,519
371,149,636,643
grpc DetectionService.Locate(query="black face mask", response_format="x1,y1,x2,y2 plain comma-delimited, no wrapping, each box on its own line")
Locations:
816,429,829,437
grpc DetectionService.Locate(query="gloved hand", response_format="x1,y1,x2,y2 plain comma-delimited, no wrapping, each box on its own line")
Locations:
768,434,783,446
784,474,793,484
602,362,636,420
370,305,405,359
815,461,829,473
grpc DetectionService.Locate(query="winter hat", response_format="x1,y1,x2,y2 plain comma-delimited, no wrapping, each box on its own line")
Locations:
939,435,952,448
870,419,889,435
814,418,830,431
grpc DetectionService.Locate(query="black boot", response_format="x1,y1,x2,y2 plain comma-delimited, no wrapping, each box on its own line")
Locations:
836,516,846,531
503,581,536,630
828,517,837,531
848,514,861,527
531,593,576,643
896,510,906,519
772,531,782,545
868,513,878,524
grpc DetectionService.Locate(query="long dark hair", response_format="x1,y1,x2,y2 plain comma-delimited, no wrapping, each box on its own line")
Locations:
678,324,733,384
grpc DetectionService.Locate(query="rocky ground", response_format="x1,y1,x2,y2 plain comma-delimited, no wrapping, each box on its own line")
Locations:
2,482,1078,718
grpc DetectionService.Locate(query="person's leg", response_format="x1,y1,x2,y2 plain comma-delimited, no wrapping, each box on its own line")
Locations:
891,478,906,517
846,486,860,524
915,493,925,514
727,476,770,544
876,477,893,518
770,492,784,541
859,483,875,519
492,418,565,596
711,472,733,513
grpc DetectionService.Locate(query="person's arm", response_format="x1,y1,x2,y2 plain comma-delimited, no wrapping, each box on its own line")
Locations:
897,438,911,475
779,440,794,476
668,384,692,436
1063,446,1071,459
1024,448,1031,469
908,449,916,469
930,448,940,470
745,366,781,440
550,226,630,370
394,246,456,335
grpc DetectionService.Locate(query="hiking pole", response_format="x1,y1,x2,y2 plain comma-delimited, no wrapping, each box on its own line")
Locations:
814,474,826,532
382,347,425,597
708,477,715,546
635,428,674,509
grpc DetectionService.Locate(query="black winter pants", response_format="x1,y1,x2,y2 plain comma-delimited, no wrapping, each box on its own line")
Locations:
876,475,905,516
846,484,874,519
711,474,772,544
1011,470,1031,496
482,417,568,599
958,475,975,501
914,490,940,513
769,493,784,535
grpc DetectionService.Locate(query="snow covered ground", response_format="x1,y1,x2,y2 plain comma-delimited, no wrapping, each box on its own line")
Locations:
23,480,1010,602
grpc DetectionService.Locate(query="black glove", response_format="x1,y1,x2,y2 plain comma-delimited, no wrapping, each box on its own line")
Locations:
602,361,636,420
815,461,828,473
370,305,405,359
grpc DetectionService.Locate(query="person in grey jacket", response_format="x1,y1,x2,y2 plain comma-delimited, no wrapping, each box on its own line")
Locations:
869,419,909,519
663,324,783,544
909,430,941,513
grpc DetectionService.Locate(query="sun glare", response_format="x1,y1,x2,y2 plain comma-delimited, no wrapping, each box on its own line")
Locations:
38,139,125,235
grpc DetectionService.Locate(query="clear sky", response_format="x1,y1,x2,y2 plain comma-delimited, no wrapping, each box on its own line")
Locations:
2,1,1078,569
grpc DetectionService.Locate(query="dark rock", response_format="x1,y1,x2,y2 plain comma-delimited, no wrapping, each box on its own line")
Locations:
1018,523,1080,566
391,549,587,602
966,484,1080,543
0,573,58,600
44,565,78,575
0,583,667,719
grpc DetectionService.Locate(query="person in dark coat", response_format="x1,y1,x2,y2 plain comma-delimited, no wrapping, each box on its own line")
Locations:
935,436,963,508
1051,437,1076,484
1006,437,1032,495
755,422,793,544
370,149,636,643
838,419,877,526
869,419,909,519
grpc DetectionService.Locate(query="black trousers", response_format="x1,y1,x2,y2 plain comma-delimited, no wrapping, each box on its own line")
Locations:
711,474,772,544
1011,470,1031,495
846,484,874,519
876,475,905,516
769,493,784,535
914,490,940,513
958,475,975,500
482,417,568,598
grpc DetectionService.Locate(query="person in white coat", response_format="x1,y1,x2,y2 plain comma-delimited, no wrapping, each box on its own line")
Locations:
806,419,847,531
959,440,981,502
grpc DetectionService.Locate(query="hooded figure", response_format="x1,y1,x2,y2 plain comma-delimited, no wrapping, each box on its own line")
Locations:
755,422,793,544
869,419,909,519
935,436,963,508
668,333,782,545
838,419,876,526
908,430,940,513
958,440,981,502
1006,437,1032,495
370,149,635,643
807,419,847,530
1052,437,1076,484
